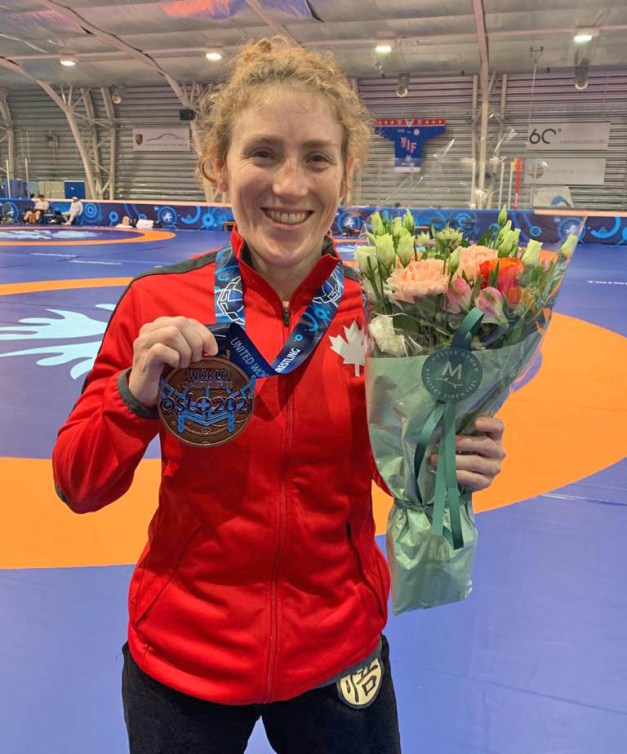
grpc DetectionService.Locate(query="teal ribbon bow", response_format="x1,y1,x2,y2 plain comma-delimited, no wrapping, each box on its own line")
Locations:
410,308,485,550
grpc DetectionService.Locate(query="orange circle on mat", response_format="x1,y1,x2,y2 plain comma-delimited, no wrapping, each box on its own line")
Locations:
0,285,625,568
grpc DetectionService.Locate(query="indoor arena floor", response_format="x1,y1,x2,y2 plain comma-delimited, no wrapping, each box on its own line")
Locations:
0,226,625,754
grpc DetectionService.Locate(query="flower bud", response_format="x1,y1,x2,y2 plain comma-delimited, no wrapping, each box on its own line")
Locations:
391,216,403,241
375,234,396,268
370,211,385,236
496,220,512,246
396,233,416,265
559,233,578,259
476,286,509,326
448,247,461,275
521,239,542,267
417,231,431,247
446,276,473,313
402,209,415,234
498,204,508,228
498,228,520,257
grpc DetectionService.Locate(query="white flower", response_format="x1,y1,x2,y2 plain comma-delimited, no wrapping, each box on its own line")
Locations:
369,315,407,356
355,245,377,274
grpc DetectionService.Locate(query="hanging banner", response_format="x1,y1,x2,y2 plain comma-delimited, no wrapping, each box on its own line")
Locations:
524,158,606,186
132,127,191,152
161,0,316,20
526,122,610,151
374,118,446,171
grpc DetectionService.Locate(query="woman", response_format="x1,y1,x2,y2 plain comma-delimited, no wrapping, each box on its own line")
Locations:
52,38,505,753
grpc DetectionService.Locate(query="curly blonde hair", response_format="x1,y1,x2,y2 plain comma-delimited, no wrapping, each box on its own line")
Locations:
198,37,371,188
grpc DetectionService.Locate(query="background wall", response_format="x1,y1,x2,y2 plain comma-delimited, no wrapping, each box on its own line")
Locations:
2,68,626,209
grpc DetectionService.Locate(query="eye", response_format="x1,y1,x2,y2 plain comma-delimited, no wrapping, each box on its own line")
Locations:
249,148,274,161
308,153,332,166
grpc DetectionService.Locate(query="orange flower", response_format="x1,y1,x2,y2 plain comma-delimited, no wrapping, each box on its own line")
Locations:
506,287,522,307
479,257,524,292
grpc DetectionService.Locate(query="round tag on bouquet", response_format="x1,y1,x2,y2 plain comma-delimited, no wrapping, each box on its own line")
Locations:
157,356,255,447
422,348,482,402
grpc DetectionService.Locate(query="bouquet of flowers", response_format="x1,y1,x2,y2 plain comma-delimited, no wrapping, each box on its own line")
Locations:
359,207,580,613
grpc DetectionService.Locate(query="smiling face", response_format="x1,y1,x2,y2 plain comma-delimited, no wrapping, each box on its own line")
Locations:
216,86,349,290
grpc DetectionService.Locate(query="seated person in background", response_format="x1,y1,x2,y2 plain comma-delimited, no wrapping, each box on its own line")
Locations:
22,193,37,224
28,194,50,224
63,197,84,225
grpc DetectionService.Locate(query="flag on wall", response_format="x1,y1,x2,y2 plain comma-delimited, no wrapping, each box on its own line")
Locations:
374,118,446,171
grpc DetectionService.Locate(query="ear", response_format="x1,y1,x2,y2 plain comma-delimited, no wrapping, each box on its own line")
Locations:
215,162,229,194
200,158,229,194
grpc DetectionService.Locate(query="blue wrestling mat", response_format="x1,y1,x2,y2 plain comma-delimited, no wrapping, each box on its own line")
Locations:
0,226,625,754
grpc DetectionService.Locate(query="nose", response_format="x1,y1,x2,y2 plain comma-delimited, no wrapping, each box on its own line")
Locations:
272,158,308,199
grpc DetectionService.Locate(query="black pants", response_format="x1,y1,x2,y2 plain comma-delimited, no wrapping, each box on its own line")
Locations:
122,639,402,753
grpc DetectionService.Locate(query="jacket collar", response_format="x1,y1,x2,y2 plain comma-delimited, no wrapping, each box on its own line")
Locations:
228,225,340,310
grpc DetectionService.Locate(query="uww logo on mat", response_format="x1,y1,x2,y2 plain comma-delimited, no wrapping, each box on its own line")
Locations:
0,303,115,379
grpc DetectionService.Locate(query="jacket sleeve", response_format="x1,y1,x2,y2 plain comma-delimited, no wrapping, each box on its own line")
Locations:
52,283,160,513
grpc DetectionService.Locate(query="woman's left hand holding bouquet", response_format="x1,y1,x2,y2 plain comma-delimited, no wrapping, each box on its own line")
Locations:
435,416,506,492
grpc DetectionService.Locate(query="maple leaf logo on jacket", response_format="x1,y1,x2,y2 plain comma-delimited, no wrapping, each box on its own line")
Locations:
329,321,365,376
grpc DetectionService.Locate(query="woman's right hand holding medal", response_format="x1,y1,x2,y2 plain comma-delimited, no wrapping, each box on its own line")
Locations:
128,317,218,408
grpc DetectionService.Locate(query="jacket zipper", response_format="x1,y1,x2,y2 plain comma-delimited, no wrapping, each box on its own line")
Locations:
264,302,293,701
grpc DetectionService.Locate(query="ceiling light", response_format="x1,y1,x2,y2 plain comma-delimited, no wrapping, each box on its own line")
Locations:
573,28,598,44
374,43,393,55
59,51,78,67
205,49,223,62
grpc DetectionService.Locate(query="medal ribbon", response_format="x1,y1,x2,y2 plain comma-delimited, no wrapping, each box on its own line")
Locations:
407,308,485,550
211,245,345,378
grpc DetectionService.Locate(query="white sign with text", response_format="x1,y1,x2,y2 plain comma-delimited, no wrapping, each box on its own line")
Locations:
524,158,606,186
526,122,610,151
132,127,191,152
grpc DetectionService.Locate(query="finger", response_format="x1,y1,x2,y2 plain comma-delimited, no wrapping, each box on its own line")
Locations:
454,452,503,478
145,318,218,360
169,318,220,362
137,325,194,368
431,452,503,477
143,343,185,372
430,452,503,484
454,434,507,460
200,327,218,357
454,469,495,492
473,415,505,441
128,343,183,407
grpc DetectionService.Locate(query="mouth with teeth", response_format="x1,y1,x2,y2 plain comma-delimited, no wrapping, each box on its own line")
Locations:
263,208,312,226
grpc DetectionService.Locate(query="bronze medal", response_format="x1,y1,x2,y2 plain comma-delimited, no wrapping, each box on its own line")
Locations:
157,356,255,447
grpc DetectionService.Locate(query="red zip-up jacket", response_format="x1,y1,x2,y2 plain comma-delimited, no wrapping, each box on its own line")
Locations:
52,229,390,705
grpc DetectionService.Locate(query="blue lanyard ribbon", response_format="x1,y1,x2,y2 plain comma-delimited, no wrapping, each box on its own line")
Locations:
211,245,345,378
